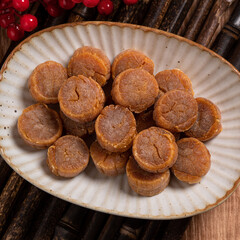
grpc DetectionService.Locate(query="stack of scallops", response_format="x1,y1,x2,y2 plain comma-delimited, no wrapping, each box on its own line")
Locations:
18,47,222,196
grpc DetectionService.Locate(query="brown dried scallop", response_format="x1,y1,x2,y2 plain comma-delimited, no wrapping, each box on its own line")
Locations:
111,49,154,79
185,97,222,141
153,90,198,132
171,137,211,184
18,103,62,149
126,156,170,197
132,127,178,173
155,69,194,96
28,61,67,104
95,105,137,153
111,68,159,113
136,110,155,133
58,75,105,123
67,46,111,86
90,141,130,176
47,135,89,178
60,110,95,138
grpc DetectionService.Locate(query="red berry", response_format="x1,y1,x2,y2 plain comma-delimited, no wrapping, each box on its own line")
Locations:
72,0,82,3
43,0,57,4
58,0,75,9
12,0,29,12
46,3,64,17
123,0,138,5
0,13,15,28
83,0,100,8
98,0,113,15
0,2,9,9
0,8,11,15
7,24,24,41
0,0,12,10
20,14,38,32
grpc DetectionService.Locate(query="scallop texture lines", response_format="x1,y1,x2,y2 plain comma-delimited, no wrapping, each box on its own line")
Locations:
0,22,240,219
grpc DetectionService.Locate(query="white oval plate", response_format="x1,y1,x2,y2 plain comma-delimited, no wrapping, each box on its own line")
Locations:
0,22,240,219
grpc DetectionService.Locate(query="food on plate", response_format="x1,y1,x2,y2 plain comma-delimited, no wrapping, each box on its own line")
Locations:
185,97,222,141
90,141,130,176
132,127,178,173
155,69,194,97
111,68,159,113
16,46,222,193
47,135,89,178
67,46,111,86
111,49,154,79
60,110,95,137
126,156,170,196
28,61,68,104
136,110,155,133
58,75,105,123
18,103,62,149
171,137,211,184
153,89,198,132
95,105,136,152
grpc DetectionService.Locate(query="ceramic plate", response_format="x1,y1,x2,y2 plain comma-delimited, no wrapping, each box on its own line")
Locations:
0,22,240,219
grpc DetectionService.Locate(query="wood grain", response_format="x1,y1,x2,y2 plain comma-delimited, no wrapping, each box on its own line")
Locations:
208,0,238,48
177,0,201,36
159,0,194,34
143,0,172,28
183,187,240,240
0,28,11,62
211,2,240,58
230,39,240,70
0,157,12,193
2,185,46,240
196,0,237,47
0,172,24,235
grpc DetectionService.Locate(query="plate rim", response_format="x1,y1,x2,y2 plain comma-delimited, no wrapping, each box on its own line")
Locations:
0,21,240,220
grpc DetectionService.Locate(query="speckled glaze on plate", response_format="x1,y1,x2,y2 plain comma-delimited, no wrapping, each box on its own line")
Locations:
0,22,240,219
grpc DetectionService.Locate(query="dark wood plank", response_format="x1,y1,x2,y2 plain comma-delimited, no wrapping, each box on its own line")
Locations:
196,0,237,46
0,172,24,236
59,205,89,233
116,218,147,240
2,186,46,240
159,0,194,34
80,211,109,240
138,220,163,240
0,157,12,193
230,39,240,70
211,2,240,57
184,0,215,40
0,28,11,62
208,0,238,48
26,197,68,240
142,0,172,28
98,215,124,240
114,0,151,23
159,218,191,240
177,0,201,36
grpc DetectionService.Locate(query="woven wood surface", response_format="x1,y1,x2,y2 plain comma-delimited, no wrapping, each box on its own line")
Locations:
0,0,240,239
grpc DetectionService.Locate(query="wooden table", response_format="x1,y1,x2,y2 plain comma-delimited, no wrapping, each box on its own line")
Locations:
0,1,240,239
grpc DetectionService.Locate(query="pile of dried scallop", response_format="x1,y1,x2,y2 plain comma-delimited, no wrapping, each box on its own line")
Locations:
17,47,222,197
